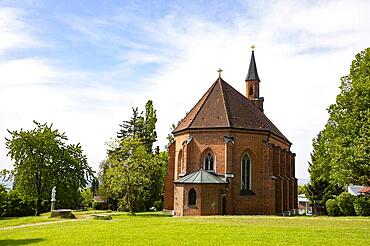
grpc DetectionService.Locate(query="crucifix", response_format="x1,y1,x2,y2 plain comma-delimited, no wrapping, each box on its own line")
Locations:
217,68,223,78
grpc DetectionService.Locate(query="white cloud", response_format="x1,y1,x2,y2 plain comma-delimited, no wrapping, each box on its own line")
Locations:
0,7,43,54
1,1,370,181
133,0,370,179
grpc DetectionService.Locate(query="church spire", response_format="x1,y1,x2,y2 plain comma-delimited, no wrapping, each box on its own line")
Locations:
245,45,264,112
246,45,260,82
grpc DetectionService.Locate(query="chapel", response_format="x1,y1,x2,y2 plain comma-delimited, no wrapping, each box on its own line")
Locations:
163,48,298,216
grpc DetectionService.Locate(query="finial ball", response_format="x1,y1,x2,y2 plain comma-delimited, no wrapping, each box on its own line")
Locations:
251,45,255,51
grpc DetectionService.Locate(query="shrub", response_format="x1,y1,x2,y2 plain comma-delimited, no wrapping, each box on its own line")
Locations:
337,192,355,216
92,201,109,210
0,185,7,216
326,199,341,216
79,188,93,209
2,190,34,217
353,196,370,216
153,200,163,211
93,214,112,220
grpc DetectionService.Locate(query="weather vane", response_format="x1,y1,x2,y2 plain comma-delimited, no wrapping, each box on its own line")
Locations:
251,45,255,51
217,68,223,78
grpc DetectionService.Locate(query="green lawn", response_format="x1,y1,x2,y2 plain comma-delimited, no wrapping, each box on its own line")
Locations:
0,212,369,245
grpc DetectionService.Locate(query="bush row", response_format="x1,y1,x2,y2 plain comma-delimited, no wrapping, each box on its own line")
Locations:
326,192,370,216
0,185,35,217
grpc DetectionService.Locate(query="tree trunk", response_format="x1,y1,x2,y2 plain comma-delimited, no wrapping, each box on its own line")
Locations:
35,171,42,216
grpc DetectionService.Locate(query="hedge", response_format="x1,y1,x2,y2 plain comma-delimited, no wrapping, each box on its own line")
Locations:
326,199,341,216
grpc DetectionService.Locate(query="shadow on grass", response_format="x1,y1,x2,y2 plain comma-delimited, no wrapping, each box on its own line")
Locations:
111,212,172,219
134,213,172,218
0,238,45,245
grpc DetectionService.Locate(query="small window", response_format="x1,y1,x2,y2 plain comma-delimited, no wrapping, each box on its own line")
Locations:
188,188,196,206
241,153,251,191
249,85,254,96
203,152,214,171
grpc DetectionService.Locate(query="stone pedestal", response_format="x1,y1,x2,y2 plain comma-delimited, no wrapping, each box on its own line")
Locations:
50,209,75,219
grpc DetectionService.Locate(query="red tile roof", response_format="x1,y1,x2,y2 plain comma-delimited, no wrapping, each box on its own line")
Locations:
173,77,290,143
359,187,370,194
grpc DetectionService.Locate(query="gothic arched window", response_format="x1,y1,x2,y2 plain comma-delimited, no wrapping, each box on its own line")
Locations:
249,85,254,96
241,153,251,191
203,152,214,171
188,188,196,206
178,150,183,173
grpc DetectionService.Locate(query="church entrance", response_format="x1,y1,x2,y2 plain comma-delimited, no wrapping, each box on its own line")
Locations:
221,195,227,215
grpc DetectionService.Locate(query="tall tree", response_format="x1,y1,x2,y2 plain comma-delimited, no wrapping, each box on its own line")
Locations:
90,177,99,196
143,100,157,152
104,138,150,214
326,48,370,186
165,123,176,150
102,99,165,213
117,107,145,140
117,100,157,153
308,48,370,212
6,121,94,215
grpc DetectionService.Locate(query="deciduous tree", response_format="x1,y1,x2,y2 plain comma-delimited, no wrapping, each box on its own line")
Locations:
308,48,370,213
6,121,94,215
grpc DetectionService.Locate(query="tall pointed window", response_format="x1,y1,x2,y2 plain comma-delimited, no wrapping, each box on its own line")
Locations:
178,150,183,174
249,84,254,97
203,152,214,171
188,188,196,206
241,153,251,191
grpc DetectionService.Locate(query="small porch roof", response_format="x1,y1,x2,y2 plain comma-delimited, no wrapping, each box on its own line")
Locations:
174,169,228,184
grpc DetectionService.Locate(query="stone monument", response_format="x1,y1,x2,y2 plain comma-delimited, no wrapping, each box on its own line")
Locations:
50,186,74,218
51,186,56,211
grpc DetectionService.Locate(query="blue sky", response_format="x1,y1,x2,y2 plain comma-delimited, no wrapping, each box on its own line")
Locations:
1,0,369,179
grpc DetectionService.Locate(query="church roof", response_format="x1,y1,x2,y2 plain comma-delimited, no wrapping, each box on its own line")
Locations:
175,169,227,184
173,77,290,143
246,50,260,81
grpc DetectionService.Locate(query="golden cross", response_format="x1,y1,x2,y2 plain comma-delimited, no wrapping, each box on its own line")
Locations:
217,68,223,77
251,45,255,51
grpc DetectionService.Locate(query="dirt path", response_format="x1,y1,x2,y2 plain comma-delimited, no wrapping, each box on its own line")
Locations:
0,220,72,231
0,213,121,231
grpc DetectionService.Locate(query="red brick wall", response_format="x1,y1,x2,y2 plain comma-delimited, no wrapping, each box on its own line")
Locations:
201,184,227,215
175,184,202,216
170,128,296,215
262,142,275,214
163,142,175,210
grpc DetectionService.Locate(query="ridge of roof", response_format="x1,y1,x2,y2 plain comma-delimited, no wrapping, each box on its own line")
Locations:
219,77,232,127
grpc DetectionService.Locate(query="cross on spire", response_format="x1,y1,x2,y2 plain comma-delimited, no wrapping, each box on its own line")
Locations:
217,68,223,78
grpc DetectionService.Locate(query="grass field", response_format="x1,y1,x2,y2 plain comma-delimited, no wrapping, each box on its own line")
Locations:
0,212,369,245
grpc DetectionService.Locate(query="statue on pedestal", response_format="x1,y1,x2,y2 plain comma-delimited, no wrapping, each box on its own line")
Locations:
51,186,56,211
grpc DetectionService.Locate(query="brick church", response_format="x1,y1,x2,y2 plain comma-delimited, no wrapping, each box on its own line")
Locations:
164,49,298,216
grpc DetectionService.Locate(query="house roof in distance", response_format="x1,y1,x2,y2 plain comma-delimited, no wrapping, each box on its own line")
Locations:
175,169,228,184
359,187,370,194
172,77,290,143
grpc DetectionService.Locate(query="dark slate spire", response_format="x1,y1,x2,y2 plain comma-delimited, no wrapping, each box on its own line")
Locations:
246,48,260,82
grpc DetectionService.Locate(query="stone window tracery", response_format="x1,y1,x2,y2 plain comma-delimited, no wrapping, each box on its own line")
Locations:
203,152,214,171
